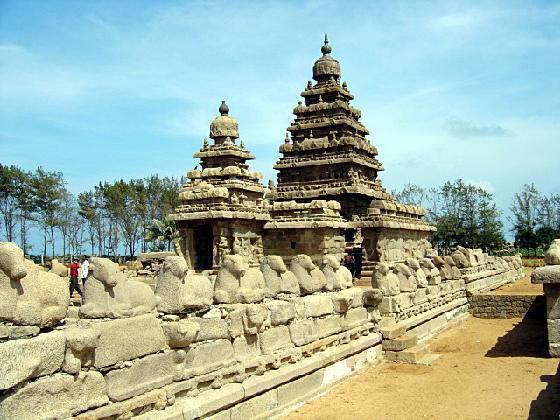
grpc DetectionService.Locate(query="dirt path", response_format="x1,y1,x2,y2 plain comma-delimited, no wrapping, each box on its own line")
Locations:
285,317,560,420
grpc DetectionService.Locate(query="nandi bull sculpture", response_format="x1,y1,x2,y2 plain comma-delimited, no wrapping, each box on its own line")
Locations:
79,257,156,319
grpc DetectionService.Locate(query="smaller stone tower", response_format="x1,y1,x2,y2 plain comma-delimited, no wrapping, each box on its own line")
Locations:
170,102,269,270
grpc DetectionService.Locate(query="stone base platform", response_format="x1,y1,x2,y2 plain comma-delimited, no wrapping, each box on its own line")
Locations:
135,332,383,419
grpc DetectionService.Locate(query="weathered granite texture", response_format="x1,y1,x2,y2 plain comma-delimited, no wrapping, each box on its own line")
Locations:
468,294,544,319
80,257,157,319
0,242,69,327
170,102,269,270
373,249,522,324
532,239,560,357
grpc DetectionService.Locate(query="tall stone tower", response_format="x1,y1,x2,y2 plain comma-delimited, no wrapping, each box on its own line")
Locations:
267,36,435,280
170,102,269,270
269,34,390,220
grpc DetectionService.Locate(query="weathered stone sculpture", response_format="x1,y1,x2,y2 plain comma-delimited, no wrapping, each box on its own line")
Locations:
50,258,68,277
444,256,462,279
290,254,327,294
451,247,470,268
261,255,300,296
545,239,560,265
406,257,428,288
214,255,265,303
371,262,400,296
419,258,442,285
79,257,157,319
320,255,352,290
0,242,69,327
394,262,417,292
155,256,213,313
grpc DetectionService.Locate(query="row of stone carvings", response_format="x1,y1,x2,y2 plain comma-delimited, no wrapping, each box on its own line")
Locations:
1,252,381,419
373,247,522,296
0,242,355,326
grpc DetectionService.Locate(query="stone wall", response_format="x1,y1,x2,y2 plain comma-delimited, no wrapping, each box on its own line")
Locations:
0,242,382,420
468,294,544,319
263,227,346,265
531,239,560,357
0,242,526,419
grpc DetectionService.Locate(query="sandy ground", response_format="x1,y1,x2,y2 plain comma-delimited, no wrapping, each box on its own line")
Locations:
285,317,560,420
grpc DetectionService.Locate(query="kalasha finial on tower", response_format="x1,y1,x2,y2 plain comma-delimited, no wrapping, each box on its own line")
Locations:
321,33,332,55
219,100,229,116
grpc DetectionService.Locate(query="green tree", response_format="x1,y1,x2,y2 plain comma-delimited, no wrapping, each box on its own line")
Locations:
0,164,24,242
394,180,504,253
145,216,179,251
510,184,541,254
78,191,99,255
31,167,65,257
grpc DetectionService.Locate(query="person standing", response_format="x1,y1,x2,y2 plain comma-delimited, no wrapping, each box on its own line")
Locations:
81,256,89,287
69,258,83,298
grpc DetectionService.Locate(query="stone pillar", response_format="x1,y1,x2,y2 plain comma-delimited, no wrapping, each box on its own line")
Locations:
531,239,560,357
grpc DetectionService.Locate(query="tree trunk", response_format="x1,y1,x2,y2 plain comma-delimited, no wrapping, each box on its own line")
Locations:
43,227,47,257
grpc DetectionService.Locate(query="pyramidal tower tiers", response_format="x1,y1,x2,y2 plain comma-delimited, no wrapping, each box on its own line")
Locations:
172,36,435,279
170,102,269,270
270,34,388,219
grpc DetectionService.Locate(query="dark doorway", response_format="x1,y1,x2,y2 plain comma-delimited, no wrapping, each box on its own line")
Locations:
193,225,214,270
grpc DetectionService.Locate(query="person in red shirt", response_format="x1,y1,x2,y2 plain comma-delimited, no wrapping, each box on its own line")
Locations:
69,258,83,298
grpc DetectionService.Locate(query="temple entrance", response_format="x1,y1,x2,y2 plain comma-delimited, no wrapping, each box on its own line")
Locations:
193,225,214,270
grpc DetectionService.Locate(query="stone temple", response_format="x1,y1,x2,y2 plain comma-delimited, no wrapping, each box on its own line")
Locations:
0,36,533,420
172,35,435,281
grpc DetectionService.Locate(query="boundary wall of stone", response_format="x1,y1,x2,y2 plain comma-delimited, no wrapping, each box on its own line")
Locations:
531,240,560,357
468,294,544,319
0,244,524,419
0,289,383,420
374,249,523,363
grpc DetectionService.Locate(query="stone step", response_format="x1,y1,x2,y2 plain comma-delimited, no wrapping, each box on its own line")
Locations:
396,343,430,364
416,353,442,366
354,278,371,287
382,333,418,351
379,323,407,340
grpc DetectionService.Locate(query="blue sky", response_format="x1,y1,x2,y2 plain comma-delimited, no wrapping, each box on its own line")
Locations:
1,0,559,239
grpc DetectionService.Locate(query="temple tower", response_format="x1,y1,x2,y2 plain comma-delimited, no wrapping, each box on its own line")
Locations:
170,102,269,270
269,34,390,219
268,36,436,280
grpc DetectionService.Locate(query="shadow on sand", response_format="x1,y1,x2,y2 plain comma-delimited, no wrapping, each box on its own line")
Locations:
528,363,560,420
486,301,547,358
485,302,559,418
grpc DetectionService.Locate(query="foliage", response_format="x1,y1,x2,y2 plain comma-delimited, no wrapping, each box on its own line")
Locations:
394,179,504,253
145,216,179,251
0,165,181,259
510,184,559,255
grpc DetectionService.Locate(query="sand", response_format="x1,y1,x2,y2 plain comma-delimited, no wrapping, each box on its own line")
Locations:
285,317,560,420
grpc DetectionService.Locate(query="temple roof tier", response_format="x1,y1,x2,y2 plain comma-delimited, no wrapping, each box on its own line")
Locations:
287,117,369,135
273,156,383,171
279,136,378,155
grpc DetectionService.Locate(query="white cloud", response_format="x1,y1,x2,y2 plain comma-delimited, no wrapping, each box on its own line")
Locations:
445,119,512,140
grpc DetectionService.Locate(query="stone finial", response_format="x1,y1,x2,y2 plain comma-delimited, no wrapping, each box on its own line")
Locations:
321,33,332,55
203,137,208,147
306,80,313,90
284,132,290,144
219,100,229,116
210,101,239,139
